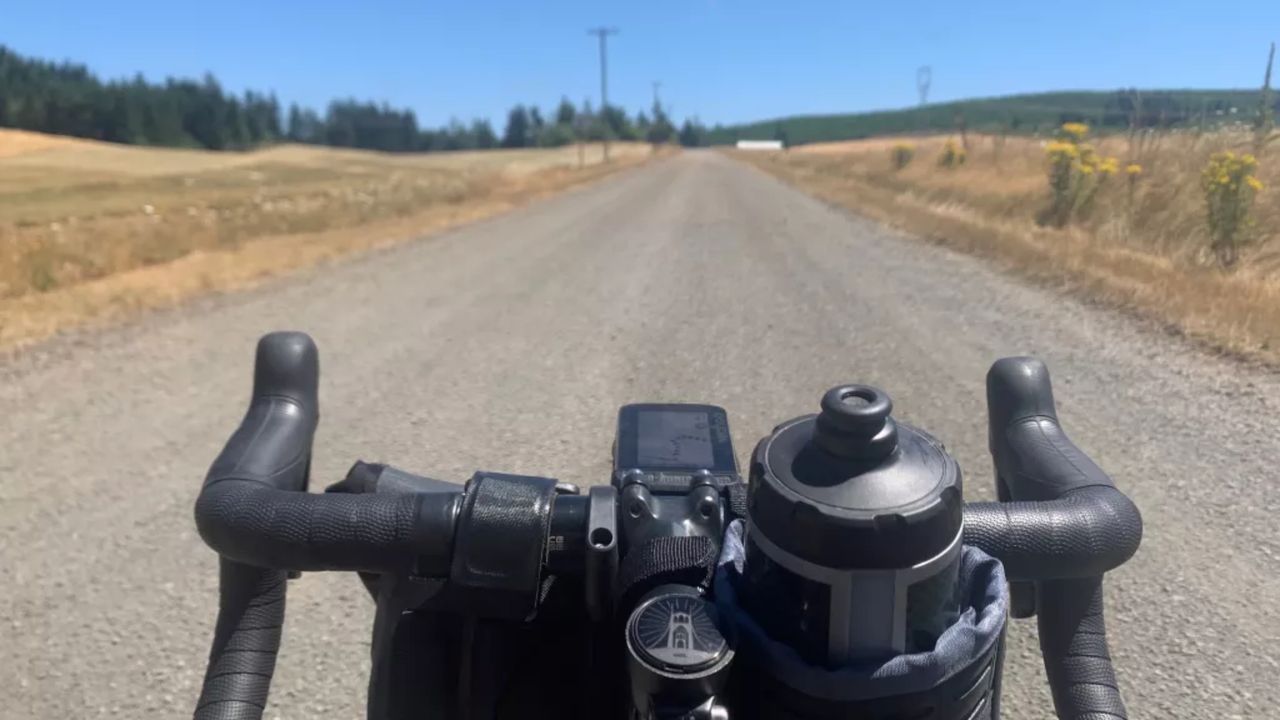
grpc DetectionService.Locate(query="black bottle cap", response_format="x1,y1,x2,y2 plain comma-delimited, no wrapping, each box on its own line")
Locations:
748,385,962,570
814,385,899,461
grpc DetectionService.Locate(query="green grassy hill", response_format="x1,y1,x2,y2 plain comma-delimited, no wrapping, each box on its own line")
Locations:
707,89,1271,146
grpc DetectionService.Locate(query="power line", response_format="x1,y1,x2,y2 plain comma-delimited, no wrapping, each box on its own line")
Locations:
588,26,620,161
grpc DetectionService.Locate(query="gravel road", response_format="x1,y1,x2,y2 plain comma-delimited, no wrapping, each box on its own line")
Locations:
2,151,1277,719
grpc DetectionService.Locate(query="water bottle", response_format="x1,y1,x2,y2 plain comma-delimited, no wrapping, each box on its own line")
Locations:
740,384,964,665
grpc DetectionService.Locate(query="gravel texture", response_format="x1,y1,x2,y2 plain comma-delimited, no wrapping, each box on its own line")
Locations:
2,151,1278,719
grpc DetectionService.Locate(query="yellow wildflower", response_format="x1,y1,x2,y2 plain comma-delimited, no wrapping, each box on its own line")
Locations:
1080,164,1095,175
1202,151,1264,265
1061,122,1089,140
1045,141,1078,158
1126,163,1143,176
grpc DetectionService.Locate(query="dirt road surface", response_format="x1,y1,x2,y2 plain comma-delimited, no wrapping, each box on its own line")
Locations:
2,152,1277,719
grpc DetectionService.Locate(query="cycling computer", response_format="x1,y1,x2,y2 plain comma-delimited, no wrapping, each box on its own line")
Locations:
614,404,738,484
612,404,739,564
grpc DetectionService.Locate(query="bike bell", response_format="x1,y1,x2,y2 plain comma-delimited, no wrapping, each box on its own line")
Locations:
740,385,963,666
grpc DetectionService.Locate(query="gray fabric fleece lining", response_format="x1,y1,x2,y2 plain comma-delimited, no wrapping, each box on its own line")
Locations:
714,520,1008,702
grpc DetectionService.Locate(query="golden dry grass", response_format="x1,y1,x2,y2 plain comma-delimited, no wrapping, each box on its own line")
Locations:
737,130,1280,364
0,128,86,157
0,130,660,349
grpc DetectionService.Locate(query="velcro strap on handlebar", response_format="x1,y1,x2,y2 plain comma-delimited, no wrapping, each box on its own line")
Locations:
726,482,749,521
448,471,558,621
618,535,719,611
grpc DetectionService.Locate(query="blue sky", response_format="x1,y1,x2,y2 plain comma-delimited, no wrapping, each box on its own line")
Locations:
3,1,1277,127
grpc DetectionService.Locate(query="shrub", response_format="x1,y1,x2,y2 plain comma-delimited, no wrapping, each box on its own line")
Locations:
1125,163,1143,216
890,143,916,170
1041,122,1118,227
537,124,576,148
937,139,966,169
1201,151,1265,267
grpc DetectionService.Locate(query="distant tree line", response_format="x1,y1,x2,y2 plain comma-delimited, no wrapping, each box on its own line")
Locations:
0,45,283,149
0,44,711,152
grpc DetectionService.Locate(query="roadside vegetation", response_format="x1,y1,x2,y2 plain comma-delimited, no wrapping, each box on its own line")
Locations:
734,44,1280,362
0,43,689,350
0,131,658,349
738,119,1279,362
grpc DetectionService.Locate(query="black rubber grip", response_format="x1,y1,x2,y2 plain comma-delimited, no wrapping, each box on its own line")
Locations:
208,331,320,493
193,560,286,720
982,357,1140,720
987,357,1116,502
962,487,1141,581
1037,577,1127,720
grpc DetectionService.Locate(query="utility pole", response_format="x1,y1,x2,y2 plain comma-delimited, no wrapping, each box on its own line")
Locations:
916,66,932,106
916,65,933,134
589,26,619,162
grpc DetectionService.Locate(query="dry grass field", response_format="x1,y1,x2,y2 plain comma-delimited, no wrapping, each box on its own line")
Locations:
0,130,657,348
737,130,1280,364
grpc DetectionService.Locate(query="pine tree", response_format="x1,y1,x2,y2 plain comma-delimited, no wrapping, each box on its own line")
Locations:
555,97,576,126
502,105,531,148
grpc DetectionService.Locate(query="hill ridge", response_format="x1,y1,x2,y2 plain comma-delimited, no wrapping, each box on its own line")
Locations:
709,88,1274,145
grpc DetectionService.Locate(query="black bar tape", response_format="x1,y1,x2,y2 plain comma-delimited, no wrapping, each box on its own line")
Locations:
193,560,286,720
963,487,1141,582
1037,577,1128,720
